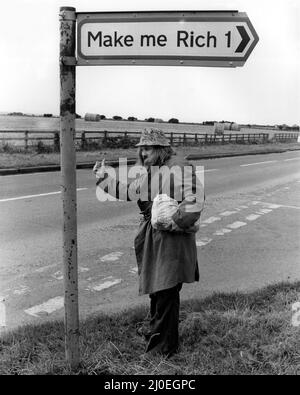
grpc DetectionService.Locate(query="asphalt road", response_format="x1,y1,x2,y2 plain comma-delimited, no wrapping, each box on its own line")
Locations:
1,150,300,331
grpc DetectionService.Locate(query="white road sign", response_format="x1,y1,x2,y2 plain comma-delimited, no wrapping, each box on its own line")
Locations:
77,11,259,67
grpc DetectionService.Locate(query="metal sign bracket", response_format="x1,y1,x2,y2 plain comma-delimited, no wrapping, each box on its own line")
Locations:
60,56,77,66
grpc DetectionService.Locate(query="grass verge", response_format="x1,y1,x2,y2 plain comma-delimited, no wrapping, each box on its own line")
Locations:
1,281,299,375
0,142,299,169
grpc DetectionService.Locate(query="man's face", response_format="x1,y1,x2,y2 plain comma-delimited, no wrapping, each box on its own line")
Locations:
140,146,156,167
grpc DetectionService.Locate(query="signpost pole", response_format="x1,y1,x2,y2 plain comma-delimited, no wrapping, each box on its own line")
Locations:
59,6,79,369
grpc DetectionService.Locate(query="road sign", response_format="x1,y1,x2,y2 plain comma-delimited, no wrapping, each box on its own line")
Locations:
77,11,259,67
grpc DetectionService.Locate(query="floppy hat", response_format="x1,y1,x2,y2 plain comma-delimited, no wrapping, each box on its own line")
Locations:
135,128,170,147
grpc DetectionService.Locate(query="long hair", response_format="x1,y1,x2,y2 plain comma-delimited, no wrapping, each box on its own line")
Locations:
137,146,175,167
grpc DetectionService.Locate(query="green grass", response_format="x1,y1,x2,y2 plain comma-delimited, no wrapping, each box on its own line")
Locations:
1,281,299,375
0,142,299,169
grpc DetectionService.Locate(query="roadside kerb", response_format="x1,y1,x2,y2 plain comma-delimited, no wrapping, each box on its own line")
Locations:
0,147,300,176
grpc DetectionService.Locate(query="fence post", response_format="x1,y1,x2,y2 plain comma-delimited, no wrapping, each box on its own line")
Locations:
205,134,208,144
81,132,86,150
59,6,79,370
194,133,198,144
183,133,186,145
170,132,173,145
25,131,28,150
54,132,60,152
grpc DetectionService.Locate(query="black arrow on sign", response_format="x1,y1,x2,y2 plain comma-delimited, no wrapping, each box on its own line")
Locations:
235,26,250,53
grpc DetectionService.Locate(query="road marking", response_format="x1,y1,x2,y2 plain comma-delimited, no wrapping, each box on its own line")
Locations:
196,168,219,173
51,271,63,281
100,252,124,262
227,221,247,229
220,210,237,216
129,267,138,274
259,203,281,209
246,214,261,221
24,296,64,317
214,228,232,236
196,238,212,247
0,297,6,328
284,157,300,161
0,188,88,203
240,160,277,167
13,286,30,295
256,208,273,214
86,277,122,292
35,264,58,273
201,216,221,224
251,201,261,205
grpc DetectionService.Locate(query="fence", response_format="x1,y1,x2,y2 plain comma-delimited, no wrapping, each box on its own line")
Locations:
273,133,299,142
0,130,298,150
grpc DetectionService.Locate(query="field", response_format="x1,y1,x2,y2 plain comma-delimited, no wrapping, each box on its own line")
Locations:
0,115,214,134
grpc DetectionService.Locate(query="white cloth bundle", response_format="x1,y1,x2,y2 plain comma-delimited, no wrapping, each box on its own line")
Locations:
151,194,179,230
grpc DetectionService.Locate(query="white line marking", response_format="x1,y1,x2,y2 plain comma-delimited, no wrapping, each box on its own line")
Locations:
259,201,300,210
227,221,247,229
256,209,273,214
100,252,123,262
260,203,281,209
196,168,219,173
240,160,277,167
0,297,6,328
246,214,261,221
51,271,63,281
86,278,122,292
196,238,212,247
201,216,221,224
251,201,261,205
220,210,237,216
214,228,232,236
13,286,30,295
35,264,58,273
0,188,88,203
79,267,90,273
24,296,64,317
284,157,300,161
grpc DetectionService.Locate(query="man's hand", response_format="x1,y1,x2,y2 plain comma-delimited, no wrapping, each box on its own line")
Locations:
93,159,106,180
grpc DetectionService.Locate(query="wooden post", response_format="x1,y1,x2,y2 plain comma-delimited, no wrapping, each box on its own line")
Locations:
59,6,79,370
81,132,86,150
25,131,28,150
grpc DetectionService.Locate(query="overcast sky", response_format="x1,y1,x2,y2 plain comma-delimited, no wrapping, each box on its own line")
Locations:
0,0,299,125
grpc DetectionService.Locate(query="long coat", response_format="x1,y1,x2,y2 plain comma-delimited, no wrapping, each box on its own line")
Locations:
96,155,205,295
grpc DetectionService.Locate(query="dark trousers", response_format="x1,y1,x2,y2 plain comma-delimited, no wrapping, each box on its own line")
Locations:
145,283,182,357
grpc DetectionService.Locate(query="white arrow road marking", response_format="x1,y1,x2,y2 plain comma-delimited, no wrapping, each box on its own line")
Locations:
0,188,88,203
100,252,124,262
86,277,122,292
24,296,64,317
0,297,6,328
227,221,247,229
